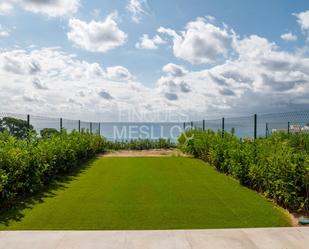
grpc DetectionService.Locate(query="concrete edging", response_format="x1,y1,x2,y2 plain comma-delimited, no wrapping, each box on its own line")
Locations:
0,227,308,249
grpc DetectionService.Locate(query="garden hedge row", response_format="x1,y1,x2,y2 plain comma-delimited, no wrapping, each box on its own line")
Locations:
106,138,175,150
0,130,106,209
178,130,309,212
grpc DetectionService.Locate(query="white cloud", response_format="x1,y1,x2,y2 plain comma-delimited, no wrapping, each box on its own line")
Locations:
280,32,297,42
234,35,276,60
155,33,309,117
0,24,10,37
0,31,9,37
157,76,191,99
0,39,309,122
67,12,127,53
162,63,188,77
127,0,147,23
1,15,309,121
0,2,13,15
208,35,309,112
106,66,132,81
32,78,48,90
158,17,232,64
0,0,79,17
136,34,165,49
0,47,158,121
295,10,309,31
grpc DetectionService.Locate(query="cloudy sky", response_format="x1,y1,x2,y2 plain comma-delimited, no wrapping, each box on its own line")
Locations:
0,0,309,122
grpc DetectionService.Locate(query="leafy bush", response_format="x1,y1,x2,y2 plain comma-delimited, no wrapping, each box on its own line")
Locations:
178,130,309,212
0,130,106,209
106,138,175,150
40,128,59,138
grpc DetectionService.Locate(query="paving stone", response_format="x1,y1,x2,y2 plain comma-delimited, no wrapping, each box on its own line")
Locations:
186,229,259,249
1,228,309,249
0,231,64,249
242,228,309,249
125,230,191,249
56,231,125,249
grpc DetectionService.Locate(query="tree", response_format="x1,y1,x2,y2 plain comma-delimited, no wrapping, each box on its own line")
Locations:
0,117,34,139
40,128,59,138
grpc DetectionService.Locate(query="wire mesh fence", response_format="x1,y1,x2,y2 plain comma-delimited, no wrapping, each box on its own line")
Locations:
0,110,309,140
259,111,309,136
0,113,184,141
189,110,309,139
0,112,101,137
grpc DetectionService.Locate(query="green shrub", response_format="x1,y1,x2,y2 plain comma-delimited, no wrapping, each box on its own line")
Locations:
0,130,106,209
106,138,175,150
178,130,309,212
40,128,59,138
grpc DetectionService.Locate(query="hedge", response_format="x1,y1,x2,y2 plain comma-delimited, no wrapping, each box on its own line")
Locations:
178,130,309,212
106,138,175,150
0,130,106,209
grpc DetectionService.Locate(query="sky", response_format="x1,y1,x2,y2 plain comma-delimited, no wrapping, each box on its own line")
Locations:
0,0,309,122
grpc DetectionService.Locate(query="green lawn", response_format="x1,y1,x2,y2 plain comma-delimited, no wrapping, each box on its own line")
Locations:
0,157,291,230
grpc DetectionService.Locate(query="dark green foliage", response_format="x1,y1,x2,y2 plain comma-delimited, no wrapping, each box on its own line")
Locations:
0,117,34,139
0,130,106,209
106,138,175,150
40,128,59,138
178,130,309,212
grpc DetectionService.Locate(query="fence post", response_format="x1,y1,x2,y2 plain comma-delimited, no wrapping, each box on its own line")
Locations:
287,122,290,135
222,117,225,137
265,122,268,138
98,122,101,136
90,122,92,134
60,118,63,132
203,120,205,131
254,114,257,140
183,122,186,130
190,121,193,129
78,120,81,132
27,114,30,138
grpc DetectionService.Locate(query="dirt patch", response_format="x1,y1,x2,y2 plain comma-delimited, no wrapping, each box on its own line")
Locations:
102,149,188,157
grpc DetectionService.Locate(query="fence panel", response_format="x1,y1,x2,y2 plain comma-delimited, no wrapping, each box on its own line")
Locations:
30,115,60,134
80,121,91,132
0,111,308,140
62,118,79,133
91,122,100,134
204,118,222,133
259,111,309,136
224,115,254,138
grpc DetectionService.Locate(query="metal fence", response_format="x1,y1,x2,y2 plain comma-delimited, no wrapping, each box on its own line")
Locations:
1,110,309,140
0,113,183,141
0,113,101,135
184,110,309,139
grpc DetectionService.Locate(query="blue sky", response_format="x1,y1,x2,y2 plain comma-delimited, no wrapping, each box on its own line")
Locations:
0,0,309,121
1,0,307,84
